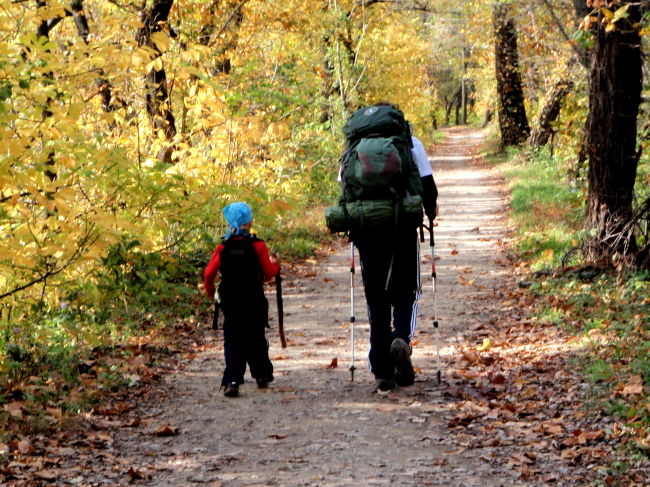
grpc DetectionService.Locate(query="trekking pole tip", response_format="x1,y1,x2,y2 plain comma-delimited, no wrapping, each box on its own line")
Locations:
437,370,441,385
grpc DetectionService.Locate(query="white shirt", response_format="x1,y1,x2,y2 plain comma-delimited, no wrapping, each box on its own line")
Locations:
411,136,432,177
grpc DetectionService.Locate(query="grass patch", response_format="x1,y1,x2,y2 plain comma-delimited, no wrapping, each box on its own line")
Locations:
484,140,585,269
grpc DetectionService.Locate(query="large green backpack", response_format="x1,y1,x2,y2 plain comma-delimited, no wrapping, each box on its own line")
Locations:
325,105,424,233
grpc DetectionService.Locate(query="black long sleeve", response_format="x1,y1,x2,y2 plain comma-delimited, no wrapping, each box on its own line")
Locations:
421,174,438,220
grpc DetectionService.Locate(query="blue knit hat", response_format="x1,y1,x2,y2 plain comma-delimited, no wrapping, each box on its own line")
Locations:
223,202,253,238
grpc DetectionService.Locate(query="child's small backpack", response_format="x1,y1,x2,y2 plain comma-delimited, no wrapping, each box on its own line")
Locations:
218,234,264,303
325,105,424,233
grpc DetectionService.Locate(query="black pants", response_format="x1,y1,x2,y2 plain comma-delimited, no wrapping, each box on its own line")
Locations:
354,226,421,380
220,298,274,386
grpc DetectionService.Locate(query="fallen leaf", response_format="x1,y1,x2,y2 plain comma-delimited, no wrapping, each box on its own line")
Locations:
622,375,643,395
491,374,506,384
585,430,604,441
269,433,287,439
461,369,480,379
462,350,479,363
127,467,145,479
18,439,35,455
155,425,179,436
443,448,465,455
480,355,495,366
562,437,579,447
560,448,580,459
451,249,459,255
478,338,492,351
45,407,63,419
35,469,60,480
3,401,28,418
326,358,338,369
459,275,475,286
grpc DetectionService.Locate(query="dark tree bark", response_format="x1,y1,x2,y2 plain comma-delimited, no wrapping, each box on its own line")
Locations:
493,3,530,147
585,2,643,258
528,61,577,149
137,0,177,163
573,0,591,21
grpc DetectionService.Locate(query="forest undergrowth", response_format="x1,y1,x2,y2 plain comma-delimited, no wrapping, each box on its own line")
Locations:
486,132,650,478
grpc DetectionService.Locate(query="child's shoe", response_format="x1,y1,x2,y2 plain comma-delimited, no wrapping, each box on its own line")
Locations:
224,382,239,397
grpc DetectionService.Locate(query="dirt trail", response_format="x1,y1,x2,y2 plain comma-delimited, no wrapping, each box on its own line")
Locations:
115,127,522,486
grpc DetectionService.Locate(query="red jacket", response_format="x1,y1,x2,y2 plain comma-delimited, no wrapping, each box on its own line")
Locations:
204,237,279,300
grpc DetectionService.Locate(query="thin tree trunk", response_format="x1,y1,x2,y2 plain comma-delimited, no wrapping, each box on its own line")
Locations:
137,0,177,163
585,3,642,258
528,77,573,149
493,3,530,147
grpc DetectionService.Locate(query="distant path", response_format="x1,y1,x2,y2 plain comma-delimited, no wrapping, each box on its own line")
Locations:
112,127,524,486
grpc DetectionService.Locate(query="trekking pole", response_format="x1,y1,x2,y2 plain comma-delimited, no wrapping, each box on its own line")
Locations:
428,218,441,385
349,242,356,381
275,272,287,348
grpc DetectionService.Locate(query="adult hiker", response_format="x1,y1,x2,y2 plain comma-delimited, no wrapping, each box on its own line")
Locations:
326,101,438,393
203,202,281,397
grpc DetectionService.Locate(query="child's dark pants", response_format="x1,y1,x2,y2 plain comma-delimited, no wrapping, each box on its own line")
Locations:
221,299,273,386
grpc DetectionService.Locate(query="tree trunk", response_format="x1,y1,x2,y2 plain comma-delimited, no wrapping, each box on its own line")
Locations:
573,0,591,21
585,3,642,258
528,75,573,149
493,3,530,147
138,0,177,163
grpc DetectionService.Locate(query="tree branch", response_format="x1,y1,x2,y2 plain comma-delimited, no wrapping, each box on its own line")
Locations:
542,0,589,68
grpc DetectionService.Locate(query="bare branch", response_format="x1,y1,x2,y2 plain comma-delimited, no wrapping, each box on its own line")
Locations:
542,0,589,68
206,0,251,47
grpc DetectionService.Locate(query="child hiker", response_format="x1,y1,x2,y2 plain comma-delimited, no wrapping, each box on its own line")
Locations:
204,202,281,397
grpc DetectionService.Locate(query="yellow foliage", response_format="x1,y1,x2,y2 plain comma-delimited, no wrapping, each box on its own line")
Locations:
0,0,441,334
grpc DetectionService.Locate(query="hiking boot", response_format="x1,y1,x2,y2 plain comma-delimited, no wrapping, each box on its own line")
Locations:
374,378,396,394
391,338,415,387
224,382,239,397
256,378,270,389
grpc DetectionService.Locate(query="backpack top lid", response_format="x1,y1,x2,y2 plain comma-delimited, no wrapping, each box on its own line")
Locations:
343,105,408,143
